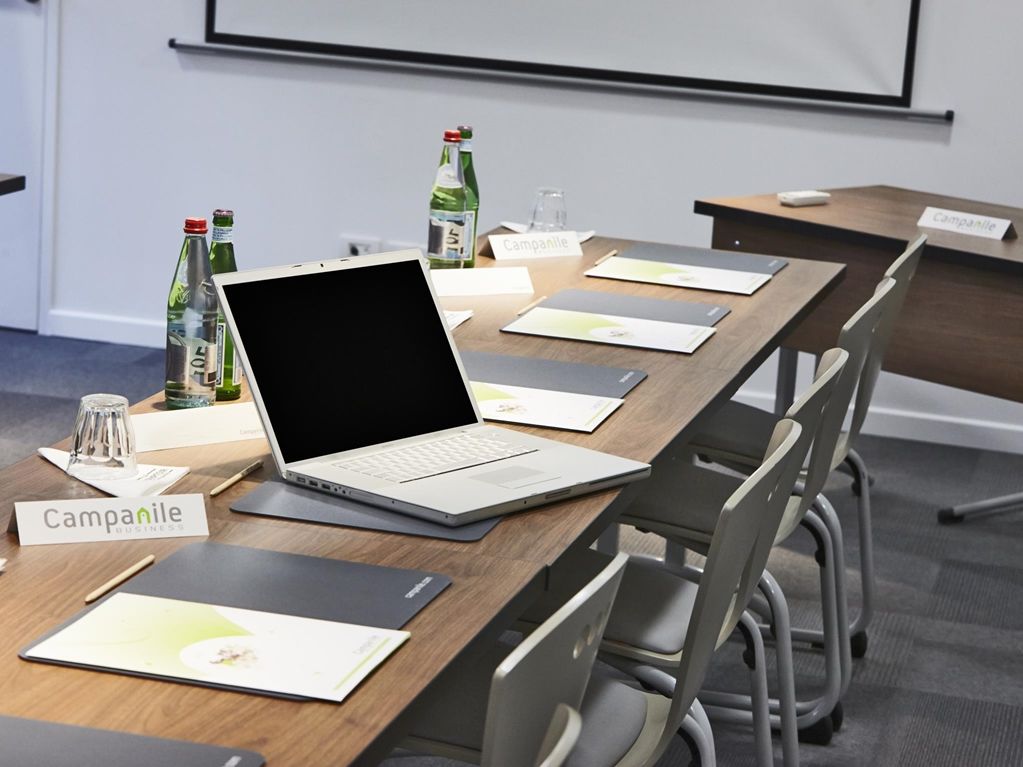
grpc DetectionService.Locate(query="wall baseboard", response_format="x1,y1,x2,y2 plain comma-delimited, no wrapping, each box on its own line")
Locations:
46,308,164,348
734,389,1023,456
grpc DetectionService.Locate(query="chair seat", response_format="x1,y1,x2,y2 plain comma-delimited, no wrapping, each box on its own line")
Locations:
602,557,700,657
408,646,650,767
689,400,777,463
620,457,745,544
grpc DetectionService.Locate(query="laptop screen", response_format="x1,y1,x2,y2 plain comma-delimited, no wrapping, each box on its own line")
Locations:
221,258,478,464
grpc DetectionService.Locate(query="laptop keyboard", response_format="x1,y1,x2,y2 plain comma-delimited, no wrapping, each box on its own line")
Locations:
333,433,537,483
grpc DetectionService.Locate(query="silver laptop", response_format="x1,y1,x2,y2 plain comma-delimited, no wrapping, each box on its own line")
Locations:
213,250,650,526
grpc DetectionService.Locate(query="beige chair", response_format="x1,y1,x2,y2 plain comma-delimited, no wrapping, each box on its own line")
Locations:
688,234,926,658
535,705,583,767
401,552,644,767
615,346,850,755
406,420,804,767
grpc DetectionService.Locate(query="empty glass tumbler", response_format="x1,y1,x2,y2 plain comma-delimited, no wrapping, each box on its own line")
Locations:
67,394,138,480
527,188,568,232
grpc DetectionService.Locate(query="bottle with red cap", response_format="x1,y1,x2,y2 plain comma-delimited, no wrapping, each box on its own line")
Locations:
164,216,219,409
426,129,469,269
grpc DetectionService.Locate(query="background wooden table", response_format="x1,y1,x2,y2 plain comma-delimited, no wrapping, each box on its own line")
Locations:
0,235,843,765
695,185,1023,403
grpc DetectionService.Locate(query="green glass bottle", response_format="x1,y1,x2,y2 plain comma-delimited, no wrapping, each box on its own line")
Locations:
456,124,479,268
209,209,241,400
426,129,468,269
165,217,218,409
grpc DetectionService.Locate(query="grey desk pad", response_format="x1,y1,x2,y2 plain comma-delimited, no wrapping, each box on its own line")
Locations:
461,349,647,398
21,542,451,699
521,288,730,327
232,480,500,541
616,242,788,274
0,715,265,767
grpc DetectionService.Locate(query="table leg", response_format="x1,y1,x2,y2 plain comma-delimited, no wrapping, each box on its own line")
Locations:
775,347,799,416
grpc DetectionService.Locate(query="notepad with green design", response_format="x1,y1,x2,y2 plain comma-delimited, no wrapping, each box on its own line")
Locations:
23,592,408,703
501,289,728,354
20,542,448,701
586,242,786,294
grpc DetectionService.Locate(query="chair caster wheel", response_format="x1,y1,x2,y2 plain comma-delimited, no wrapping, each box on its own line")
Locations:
937,508,963,524
830,701,844,732
851,630,868,658
798,715,834,745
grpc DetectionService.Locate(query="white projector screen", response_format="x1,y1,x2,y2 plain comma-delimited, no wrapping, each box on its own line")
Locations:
206,0,921,106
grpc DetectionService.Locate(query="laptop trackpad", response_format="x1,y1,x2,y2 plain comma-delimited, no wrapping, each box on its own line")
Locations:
471,465,561,489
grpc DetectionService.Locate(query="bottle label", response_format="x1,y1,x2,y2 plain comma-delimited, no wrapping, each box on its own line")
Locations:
211,226,233,243
216,322,226,386
232,348,242,385
460,139,472,152
434,164,462,190
463,210,477,262
427,210,466,262
167,331,218,388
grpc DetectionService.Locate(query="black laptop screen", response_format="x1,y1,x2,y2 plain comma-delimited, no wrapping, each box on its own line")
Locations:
221,258,479,464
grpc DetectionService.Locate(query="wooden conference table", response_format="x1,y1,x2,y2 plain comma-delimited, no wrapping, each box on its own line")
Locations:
0,235,843,766
695,185,1023,406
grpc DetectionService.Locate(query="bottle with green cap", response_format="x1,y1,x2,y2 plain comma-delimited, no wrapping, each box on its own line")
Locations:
426,129,468,269
209,208,241,400
456,124,479,268
164,216,218,409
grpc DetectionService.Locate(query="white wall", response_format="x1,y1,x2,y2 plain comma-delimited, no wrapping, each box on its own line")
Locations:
42,0,1023,453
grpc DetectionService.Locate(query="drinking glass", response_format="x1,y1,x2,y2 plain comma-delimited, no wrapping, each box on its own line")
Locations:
527,188,568,232
67,393,138,480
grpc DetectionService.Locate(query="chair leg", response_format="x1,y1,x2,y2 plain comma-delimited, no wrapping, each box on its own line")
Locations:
741,612,775,767
680,701,717,767
845,449,874,647
704,542,841,732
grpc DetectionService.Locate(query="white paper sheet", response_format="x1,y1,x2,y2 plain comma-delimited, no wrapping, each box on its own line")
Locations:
500,222,596,242
586,256,771,295
504,306,715,354
470,381,623,432
37,448,189,497
131,402,265,453
444,309,474,330
429,267,534,297
25,593,409,703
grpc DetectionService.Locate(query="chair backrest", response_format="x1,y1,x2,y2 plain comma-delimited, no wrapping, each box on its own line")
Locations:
480,552,628,767
534,704,582,767
660,418,805,747
844,234,926,452
825,276,896,469
775,346,849,541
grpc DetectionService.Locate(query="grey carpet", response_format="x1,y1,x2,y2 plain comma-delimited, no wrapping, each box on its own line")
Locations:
3,327,1022,765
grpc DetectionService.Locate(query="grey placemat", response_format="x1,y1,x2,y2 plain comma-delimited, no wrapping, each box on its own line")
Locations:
0,715,265,767
232,480,500,541
538,288,729,327
461,350,647,398
617,242,787,274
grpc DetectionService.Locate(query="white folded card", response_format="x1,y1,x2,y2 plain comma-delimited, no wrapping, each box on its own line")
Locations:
917,206,1016,240
37,448,188,497
24,592,409,703
429,266,534,296
470,381,624,433
489,232,583,260
132,402,265,452
13,494,209,546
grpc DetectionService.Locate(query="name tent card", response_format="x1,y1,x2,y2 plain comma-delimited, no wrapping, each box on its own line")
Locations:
13,494,209,546
917,206,1017,240
488,231,583,259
